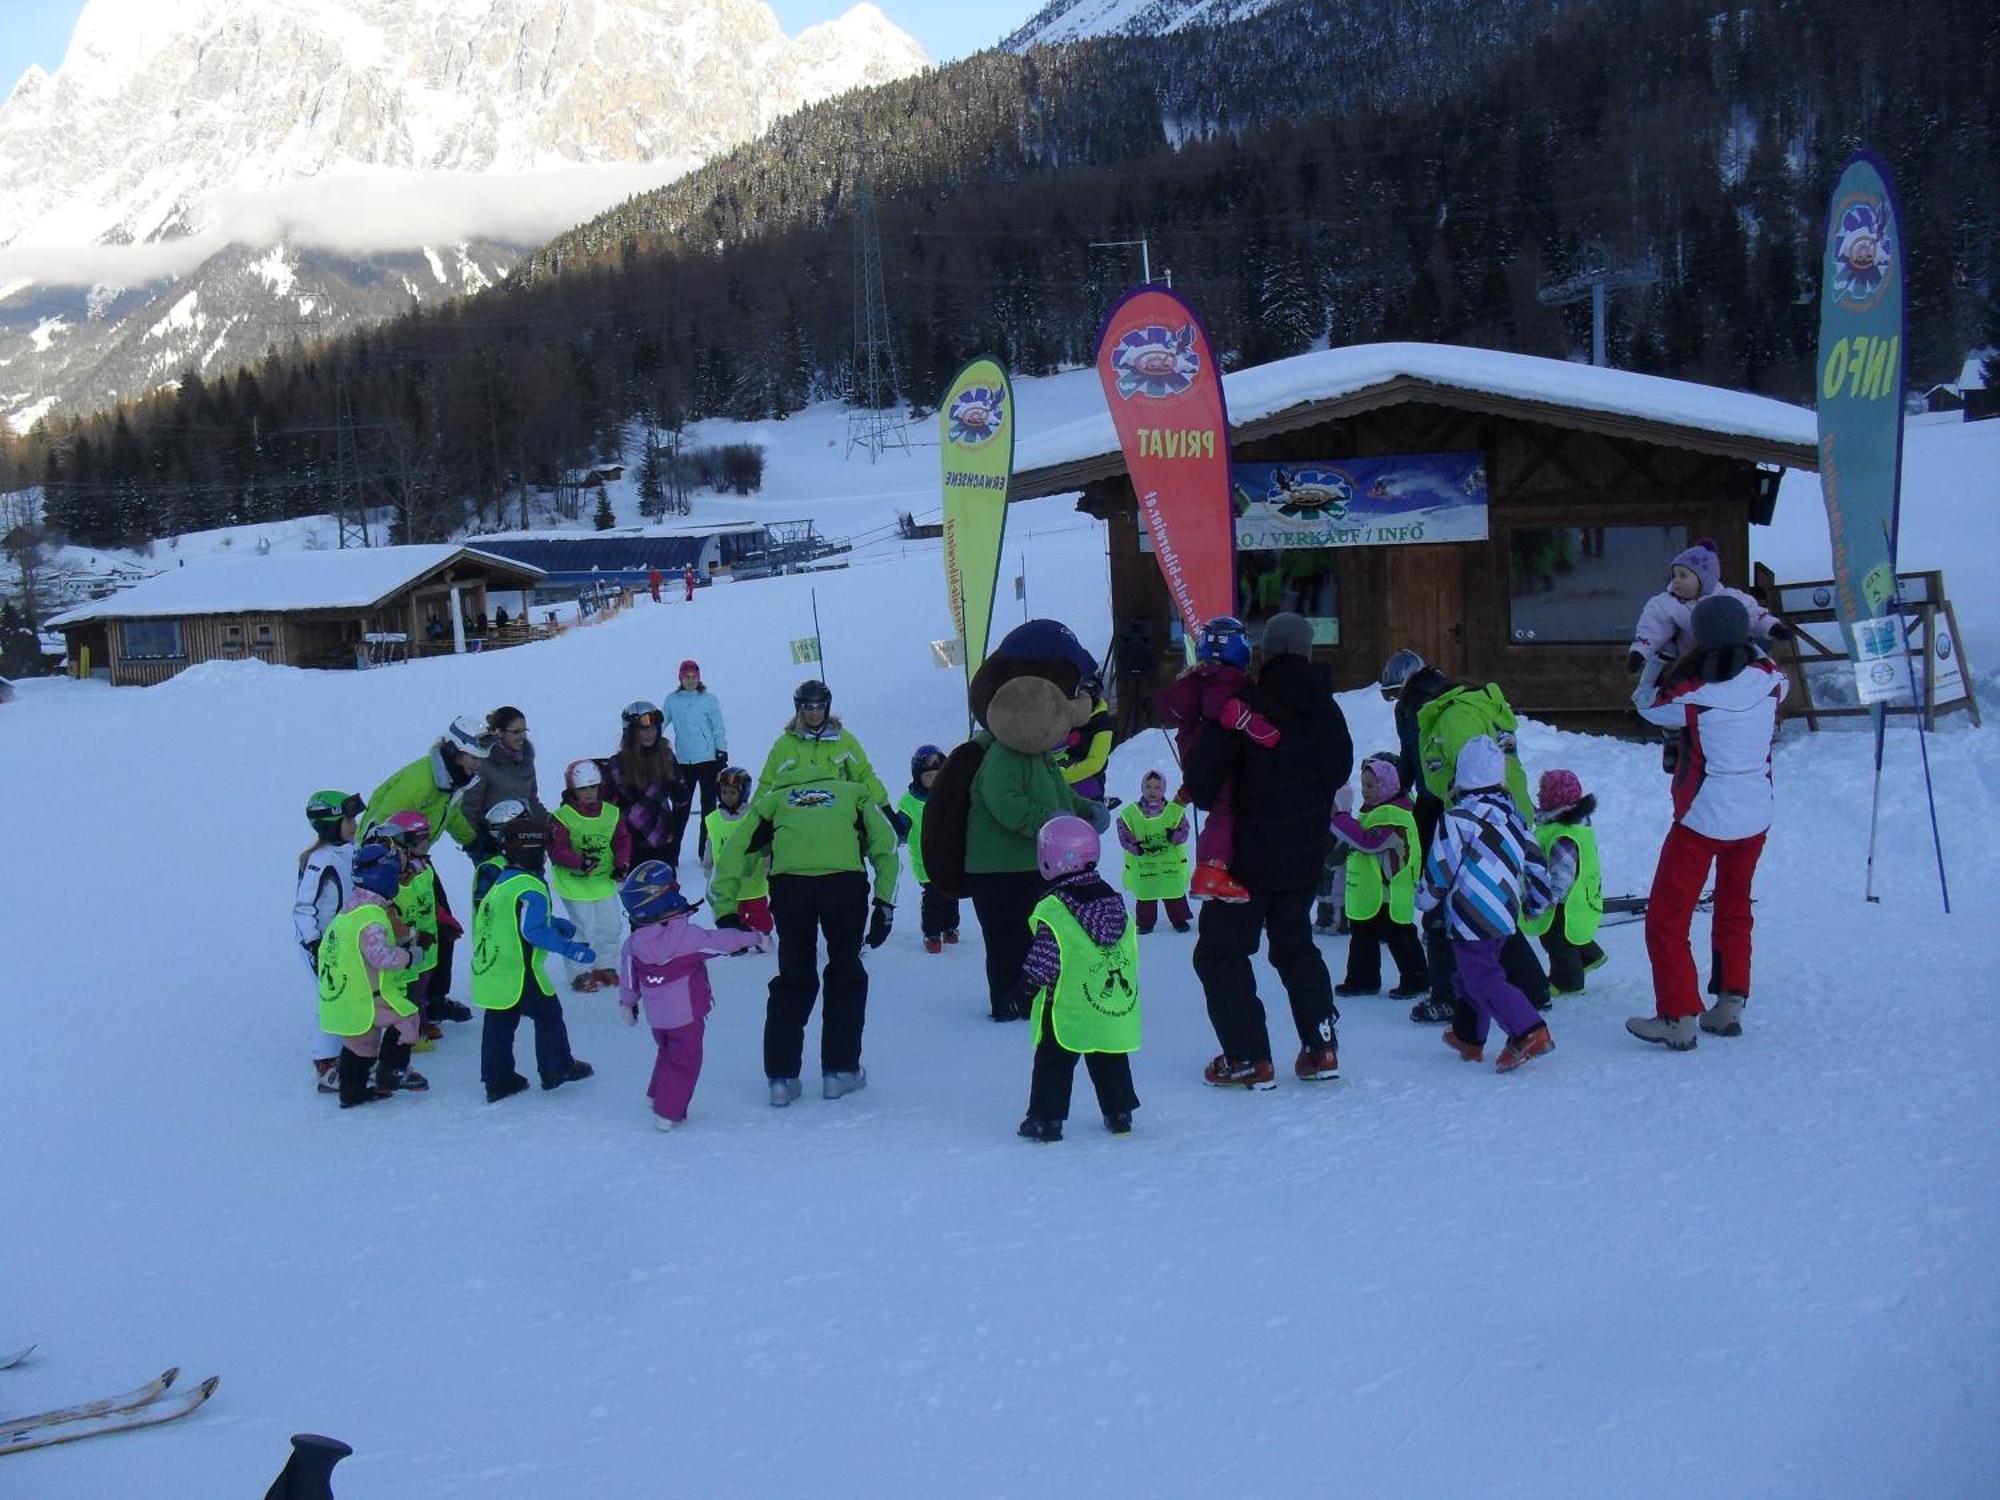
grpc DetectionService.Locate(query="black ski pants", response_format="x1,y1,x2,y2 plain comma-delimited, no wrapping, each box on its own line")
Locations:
1540,923,1607,994
686,759,724,857
966,869,1045,1018
1193,886,1339,1065
1027,1029,1138,1123
918,882,960,941
764,872,870,1079
1343,911,1429,992
480,986,575,1088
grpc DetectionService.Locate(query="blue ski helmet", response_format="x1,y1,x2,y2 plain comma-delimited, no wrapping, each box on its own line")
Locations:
1196,615,1251,670
910,744,946,780
351,842,402,899
619,861,695,925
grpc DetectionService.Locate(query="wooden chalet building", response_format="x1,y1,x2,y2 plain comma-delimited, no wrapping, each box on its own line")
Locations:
1009,343,1820,728
49,544,545,686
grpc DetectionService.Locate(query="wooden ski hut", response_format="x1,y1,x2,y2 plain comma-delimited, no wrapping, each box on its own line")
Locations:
1010,343,1820,728
48,545,545,686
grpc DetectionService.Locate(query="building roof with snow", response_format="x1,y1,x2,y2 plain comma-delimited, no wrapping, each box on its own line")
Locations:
1011,341,1819,497
46,544,544,626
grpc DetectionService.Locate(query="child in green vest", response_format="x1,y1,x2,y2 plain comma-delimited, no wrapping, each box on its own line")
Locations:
1018,816,1141,1142
1523,769,1607,996
472,802,598,1103
317,842,430,1108
899,745,959,953
699,766,772,934
297,789,361,1094
1329,754,1430,999
549,759,632,993
1115,769,1192,934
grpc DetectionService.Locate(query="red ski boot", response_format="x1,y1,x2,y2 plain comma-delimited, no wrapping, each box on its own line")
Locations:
1190,860,1250,903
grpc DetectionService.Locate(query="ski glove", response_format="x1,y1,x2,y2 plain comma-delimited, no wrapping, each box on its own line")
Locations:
302,939,321,964
1625,650,1646,674
865,900,894,949
885,806,913,842
553,917,578,940
621,1002,640,1027
564,942,597,966
1333,785,1355,815
714,912,747,931
1767,620,1795,642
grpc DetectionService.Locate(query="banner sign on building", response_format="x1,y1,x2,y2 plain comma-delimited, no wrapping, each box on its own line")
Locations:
1094,286,1236,637
1136,453,1488,553
938,357,1015,697
1814,150,1908,680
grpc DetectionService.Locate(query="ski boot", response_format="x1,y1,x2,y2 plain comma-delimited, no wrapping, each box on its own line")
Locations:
1495,1024,1555,1073
1202,1054,1277,1090
1441,1030,1484,1063
924,937,943,954
1190,860,1250,902
541,1059,595,1091
1294,1045,1340,1081
1625,1014,1697,1051
1103,1111,1133,1136
486,1072,531,1103
944,930,960,945
1018,1117,1063,1143
314,1057,340,1095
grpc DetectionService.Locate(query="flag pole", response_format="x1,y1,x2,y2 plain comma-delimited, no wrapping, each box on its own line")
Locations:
1881,523,1952,912
811,587,827,685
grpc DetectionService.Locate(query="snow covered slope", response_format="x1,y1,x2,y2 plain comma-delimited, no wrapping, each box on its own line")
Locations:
0,0,930,426
1,475,1996,1490
1004,0,1283,50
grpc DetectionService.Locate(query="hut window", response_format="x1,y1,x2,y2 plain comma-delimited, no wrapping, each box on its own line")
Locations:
224,623,244,643
254,623,274,644
1507,524,1688,644
122,620,184,660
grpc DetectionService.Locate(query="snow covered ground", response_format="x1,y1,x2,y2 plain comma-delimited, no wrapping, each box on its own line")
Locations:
2,418,1998,1493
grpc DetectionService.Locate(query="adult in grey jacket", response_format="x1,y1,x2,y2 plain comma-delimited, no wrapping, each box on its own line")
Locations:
460,704,545,841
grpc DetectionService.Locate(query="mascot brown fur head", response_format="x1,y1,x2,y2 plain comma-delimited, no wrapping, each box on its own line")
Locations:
970,618,1099,752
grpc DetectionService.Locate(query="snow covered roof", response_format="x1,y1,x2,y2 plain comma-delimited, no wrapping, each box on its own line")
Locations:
1011,342,1820,497
45,545,544,626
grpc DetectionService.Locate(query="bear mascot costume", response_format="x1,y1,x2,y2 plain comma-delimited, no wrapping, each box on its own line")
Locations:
922,619,1111,1019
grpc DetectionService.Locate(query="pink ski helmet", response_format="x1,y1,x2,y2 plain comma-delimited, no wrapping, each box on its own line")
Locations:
386,810,432,842
1037,814,1100,881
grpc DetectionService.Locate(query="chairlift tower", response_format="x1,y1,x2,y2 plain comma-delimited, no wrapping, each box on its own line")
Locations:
1537,244,1661,368
845,175,910,463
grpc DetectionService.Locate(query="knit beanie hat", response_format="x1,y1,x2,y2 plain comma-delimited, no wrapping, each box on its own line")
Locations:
679,658,701,678
1692,593,1750,650
1262,612,1315,659
1670,538,1721,595
1453,734,1506,793
1361,754,1401,802
1537,768,1583,814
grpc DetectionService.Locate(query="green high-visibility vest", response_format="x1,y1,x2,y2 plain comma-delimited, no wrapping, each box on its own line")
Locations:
472,871,555,1011
1116,801,1190,900
1521,823,1603,942
317,904,393,1037
896,791,930,886
1027,894,1141,1055
550,802,620,902
377,866,439,1016
1344,802,1420,925
706,808,769,900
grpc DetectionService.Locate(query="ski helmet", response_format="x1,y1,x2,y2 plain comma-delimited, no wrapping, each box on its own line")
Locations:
387,810,432,843
619,860,695,925
1195,616,1251,670
1379,648,1426,696
910,744,946,780
621,700,663,729
565,758,603,791
485,798,530,831
1036,814,1101,881
717,766,752,806
794,679,832,710
351,842,402,899
499,809,550,862
306,790,363,839
445,714,494,759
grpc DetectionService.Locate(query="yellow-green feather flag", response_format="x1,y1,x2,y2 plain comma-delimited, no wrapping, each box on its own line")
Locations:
938,357,1015,694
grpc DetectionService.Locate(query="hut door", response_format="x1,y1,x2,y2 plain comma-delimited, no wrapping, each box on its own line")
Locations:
1383,544,1467,678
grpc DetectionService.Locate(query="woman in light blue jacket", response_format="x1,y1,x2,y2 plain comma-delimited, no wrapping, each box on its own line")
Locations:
664,658,729,857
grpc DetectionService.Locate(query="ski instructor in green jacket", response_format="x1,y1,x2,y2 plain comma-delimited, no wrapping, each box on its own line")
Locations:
710,777,899,1108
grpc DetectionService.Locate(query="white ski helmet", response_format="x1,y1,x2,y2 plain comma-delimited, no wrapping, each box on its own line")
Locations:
565,758,603,790
485,797,530,829
446,714,493,758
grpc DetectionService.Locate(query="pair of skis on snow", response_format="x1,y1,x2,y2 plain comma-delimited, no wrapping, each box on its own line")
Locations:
1598,892,1721,928
0,1346,220,1457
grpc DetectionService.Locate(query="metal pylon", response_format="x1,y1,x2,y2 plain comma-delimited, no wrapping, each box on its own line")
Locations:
845,175,909,463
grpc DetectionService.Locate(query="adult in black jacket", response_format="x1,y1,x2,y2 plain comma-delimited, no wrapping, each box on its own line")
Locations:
1183,613,1353,1087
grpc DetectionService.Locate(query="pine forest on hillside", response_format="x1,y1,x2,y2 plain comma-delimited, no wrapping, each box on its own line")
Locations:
5,0,1993,552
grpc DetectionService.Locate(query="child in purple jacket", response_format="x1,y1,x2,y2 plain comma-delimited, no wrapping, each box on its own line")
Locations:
616,862,768,1130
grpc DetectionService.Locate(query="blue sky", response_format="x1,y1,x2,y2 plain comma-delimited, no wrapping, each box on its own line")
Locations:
0,0,1045,93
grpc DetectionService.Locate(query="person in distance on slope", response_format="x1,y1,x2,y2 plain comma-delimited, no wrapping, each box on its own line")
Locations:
1625,595,1787,1050
297,790,363,1094
1329,754,1430,1001
600,700,692,874
615,863,770,1132
1017,816,1142,1143
700,766,773,935
756,680,904,835
663,659,730,860
708,776,899,1107
1115,769,1192,935
470,801,598,1102
1627,538,1792,772
898,744,960,953
1155,615,1282,903
549,759,632,994
316,842,430,1108
1417,736,1556,1074
1521,769,1607,997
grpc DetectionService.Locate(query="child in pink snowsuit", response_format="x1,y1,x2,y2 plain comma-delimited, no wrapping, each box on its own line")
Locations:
616,862,767,1130
1154,616,1279,902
